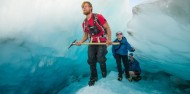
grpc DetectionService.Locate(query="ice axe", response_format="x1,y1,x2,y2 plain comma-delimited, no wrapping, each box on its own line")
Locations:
68,40,120,49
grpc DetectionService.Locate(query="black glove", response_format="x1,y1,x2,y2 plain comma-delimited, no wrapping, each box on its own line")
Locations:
131,47,135,52
133,48,135,52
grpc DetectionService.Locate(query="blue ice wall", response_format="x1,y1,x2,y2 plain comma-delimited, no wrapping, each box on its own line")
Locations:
0,0,130,93
0,0,190,94
127,0,190,80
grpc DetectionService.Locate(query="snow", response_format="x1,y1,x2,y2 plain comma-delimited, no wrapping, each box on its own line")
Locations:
59,71,184,94
76,71,146,94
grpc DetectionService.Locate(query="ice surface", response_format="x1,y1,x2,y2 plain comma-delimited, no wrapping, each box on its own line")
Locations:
59,71,190,94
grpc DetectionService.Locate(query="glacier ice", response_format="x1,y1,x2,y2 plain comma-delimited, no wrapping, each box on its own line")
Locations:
127,0,190,80
0,0,190,94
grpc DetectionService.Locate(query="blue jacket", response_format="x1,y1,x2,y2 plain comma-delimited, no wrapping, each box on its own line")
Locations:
112,37,134,55
129,59,141,73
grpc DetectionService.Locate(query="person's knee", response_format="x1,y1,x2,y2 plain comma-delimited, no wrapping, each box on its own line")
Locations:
97,46,107,62
129,71,135,76
97,56,107,63
87,58,96,65
129,71,137,77
116,58,121,63
88,54,97,63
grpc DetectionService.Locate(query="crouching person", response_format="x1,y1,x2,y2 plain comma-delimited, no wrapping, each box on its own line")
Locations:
128,53,142,82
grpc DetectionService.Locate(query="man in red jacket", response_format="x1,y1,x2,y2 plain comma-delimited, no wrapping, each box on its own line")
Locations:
76,1,112,86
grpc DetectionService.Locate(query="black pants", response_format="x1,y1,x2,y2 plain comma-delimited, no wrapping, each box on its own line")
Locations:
88,45,108,80
115,54,130,78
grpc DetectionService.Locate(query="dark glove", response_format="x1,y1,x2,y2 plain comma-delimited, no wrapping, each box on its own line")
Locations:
131,47,135,52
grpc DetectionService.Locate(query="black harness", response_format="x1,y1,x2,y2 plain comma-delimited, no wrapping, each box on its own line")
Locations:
83,13,107,37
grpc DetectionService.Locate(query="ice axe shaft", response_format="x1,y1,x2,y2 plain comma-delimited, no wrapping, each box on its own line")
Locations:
72,42,120,45
68,39,120,49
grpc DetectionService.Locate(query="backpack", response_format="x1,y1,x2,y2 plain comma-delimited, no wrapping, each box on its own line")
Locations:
93,13,107,35
83,13,107,36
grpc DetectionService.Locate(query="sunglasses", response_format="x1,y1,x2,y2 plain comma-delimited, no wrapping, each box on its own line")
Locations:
116,33,123,36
